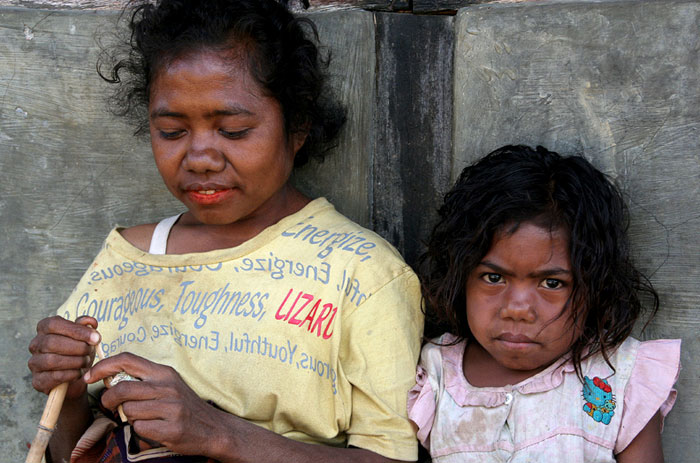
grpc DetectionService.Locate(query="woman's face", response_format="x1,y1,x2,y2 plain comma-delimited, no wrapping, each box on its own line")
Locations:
465,222,581,381
148,49,305,226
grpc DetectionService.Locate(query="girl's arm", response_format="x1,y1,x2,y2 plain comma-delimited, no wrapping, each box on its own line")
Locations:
86,353,413,463
616,411,664,463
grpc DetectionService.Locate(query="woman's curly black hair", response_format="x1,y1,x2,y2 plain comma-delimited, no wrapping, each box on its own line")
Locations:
98,0,346,167
419,145,659,379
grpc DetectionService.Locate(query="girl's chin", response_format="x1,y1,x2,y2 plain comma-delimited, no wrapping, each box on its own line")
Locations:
495,356,554,376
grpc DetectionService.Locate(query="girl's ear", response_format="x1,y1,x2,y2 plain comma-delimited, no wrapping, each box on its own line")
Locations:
290,127,310,155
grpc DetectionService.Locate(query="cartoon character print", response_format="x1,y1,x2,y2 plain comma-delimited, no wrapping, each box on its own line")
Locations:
582,376,616,425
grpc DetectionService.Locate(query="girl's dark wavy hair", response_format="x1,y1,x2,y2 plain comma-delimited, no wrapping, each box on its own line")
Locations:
419,145,659,379
97,0,346,167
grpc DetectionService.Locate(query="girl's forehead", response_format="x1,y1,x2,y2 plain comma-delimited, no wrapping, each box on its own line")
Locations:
497,218,570,242
486,221,572,266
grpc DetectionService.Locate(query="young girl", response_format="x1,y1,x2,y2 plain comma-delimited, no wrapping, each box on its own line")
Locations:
408,145,681,462
27,1,423,462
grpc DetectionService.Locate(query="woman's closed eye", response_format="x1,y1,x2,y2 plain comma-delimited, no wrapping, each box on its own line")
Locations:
219,128,250,139
159,129,185,140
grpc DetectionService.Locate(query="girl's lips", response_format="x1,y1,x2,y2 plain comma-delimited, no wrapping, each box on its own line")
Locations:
186,188,234,205
496,333,538,350
498,333,535,343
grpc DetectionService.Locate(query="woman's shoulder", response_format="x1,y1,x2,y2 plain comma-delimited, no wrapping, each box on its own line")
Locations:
288,197,411,268
118,223,157,252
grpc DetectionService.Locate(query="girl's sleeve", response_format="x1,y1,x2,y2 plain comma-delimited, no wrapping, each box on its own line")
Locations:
614,339,681,454
407,343,442,451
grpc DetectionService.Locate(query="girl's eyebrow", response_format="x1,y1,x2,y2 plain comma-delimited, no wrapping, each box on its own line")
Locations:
150,105,254,120
479,260,571,278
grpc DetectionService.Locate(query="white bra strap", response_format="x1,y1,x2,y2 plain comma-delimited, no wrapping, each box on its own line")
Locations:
148,214,183,255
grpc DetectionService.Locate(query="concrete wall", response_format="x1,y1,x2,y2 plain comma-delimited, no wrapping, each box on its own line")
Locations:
1,1,697,461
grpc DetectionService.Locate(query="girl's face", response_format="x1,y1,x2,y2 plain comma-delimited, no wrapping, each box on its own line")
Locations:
465,221,581,383
148,49,306,226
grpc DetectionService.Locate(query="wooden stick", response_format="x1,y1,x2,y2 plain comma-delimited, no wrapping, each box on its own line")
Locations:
25,331,127,463
25,382,68,463
95,344,128,422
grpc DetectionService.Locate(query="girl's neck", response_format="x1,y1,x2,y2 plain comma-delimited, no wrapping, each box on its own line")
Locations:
462,341,556,388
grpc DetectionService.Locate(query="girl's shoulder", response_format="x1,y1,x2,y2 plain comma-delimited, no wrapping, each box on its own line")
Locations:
605,337,681,454
419,333,465,377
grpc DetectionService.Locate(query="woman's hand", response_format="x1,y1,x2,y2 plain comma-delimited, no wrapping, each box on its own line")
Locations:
84,352,225,456
28,315,101,399
84,353,409,463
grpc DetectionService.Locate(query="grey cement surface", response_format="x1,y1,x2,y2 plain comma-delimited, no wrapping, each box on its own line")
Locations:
2,0,699,461
453,1,699,460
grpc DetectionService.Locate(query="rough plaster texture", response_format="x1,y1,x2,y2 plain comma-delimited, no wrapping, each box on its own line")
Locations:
0,7,375,459
1,0,698,461
453,1,699,461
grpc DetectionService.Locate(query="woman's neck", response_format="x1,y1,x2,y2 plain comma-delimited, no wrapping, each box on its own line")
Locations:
169,186,310,253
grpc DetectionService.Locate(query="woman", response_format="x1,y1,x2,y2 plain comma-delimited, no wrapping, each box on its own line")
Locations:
27,1,423,462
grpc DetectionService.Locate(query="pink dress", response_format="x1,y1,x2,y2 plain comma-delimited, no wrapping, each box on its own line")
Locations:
408,334,680,462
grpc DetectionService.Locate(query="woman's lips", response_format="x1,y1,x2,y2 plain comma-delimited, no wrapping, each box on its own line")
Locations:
186,188,234,205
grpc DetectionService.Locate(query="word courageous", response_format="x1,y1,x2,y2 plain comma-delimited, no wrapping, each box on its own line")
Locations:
281,218,377,262
237,252,331,284
173,281,269,329
67,287,165,330
89,261,223,282
275,288,338,340
298,352,337,395
100,325,149,356
224,333,338,394
102,323,223,356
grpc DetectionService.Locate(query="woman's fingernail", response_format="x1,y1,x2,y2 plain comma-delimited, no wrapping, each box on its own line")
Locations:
89,332,100,344
83,371,91,382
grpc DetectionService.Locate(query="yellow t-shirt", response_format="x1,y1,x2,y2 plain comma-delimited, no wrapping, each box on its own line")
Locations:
58,198,423,461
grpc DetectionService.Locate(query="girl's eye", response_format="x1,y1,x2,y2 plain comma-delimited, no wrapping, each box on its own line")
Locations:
482,273,503,284
542,278,564,289
219,128,249,139
159,130,184,140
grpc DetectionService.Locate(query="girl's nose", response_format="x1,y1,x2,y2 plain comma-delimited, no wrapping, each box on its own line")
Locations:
182,134,226,173
500,285,536,322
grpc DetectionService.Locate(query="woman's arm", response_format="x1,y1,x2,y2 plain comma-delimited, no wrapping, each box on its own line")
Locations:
85,353,414,463
616,411,664,463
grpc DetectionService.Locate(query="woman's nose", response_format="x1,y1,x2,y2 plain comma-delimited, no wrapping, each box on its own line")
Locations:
182,133,226,173
499,285,536,322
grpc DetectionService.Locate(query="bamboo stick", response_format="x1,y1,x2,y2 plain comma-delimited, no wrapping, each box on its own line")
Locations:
25,382,68,463
25,332,128,463
95,344,128,422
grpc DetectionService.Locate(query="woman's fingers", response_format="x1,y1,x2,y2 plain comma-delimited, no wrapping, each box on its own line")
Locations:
28,316,101,395
35,316,100,342
87,356,214,452
84,352,170,384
